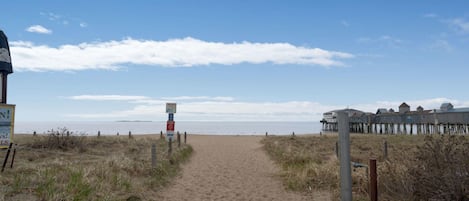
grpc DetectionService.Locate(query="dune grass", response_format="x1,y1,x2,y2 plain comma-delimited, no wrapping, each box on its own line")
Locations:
0,131,193,201
262,133,469,200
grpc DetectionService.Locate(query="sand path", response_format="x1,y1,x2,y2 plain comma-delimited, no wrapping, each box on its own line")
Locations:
157,135,320,201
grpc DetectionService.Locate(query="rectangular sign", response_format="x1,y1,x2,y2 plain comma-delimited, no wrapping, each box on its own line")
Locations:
168,113,174,121
166,103,177,113
0,104,15,148
167,121,175,131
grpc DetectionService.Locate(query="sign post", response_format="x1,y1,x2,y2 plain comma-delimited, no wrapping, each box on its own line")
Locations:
166,103,176,142
0,30,14,149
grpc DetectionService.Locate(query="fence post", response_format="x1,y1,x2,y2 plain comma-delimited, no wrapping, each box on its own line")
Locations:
184,132,187,144
266,132,268,136
338,111,352,201
177,131,181,148
370,158,378,201
168,138,172,157
33,131,36,136
383,140,388,160
129,131,132,139
151,144,157,168
98,131,101,138
160,131,163,139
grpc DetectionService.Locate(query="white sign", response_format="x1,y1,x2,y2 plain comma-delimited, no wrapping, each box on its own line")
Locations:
166,103,177,113
166,130,174,142
0,104,14,148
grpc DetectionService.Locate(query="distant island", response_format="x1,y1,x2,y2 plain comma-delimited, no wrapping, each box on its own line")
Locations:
115,120,153,122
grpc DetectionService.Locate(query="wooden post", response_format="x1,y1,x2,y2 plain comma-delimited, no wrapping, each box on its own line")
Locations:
369,158,378,201
98,131,101,138
338,111,352,201
383,140,388,160
292,132,295,137
117,132,119,136
151,144,156,168
184,132,187,144
168,138,172,157
33,131,36,136
128,131,132,139
266,132,268,136
177,131,181,148
160,130,163,139
1,143,13,172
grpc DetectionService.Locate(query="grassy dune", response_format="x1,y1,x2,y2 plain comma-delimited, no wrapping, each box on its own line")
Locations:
262,133,469,201
0,132,192,201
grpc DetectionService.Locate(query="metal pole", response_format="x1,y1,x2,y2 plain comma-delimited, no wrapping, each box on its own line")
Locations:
338,111,352,201
370,158,378,201
1,142,13,172
1,73,7,104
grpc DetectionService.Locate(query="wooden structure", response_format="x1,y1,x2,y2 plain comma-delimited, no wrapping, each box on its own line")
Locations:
321,102,469,135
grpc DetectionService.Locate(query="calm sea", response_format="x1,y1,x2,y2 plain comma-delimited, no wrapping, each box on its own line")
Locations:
15,121,322,136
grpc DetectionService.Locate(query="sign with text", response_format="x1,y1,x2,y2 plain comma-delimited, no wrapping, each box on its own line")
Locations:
0,104,15,148
166,103,177,113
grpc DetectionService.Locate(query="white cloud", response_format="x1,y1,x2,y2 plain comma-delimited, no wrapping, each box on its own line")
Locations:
25,25,52,34
447,18,469,34
429,39,452,52
10,37,353,71
68,95,149,101
79,22,88,28
357,35,403,48
160,96,234,102
65,96,469,121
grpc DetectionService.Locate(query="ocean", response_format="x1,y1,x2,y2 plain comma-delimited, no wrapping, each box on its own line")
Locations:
14,121,322,136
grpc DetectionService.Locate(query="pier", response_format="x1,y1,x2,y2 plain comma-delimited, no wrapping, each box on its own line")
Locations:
321,102,469,135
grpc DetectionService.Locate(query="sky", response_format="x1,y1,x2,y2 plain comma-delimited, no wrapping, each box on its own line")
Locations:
1,0,469,122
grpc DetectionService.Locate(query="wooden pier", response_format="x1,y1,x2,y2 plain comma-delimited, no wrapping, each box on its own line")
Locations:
321,102,469,135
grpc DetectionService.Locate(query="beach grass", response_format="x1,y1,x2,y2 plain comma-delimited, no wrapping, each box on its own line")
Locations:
0,131,192,201
262,133,469,200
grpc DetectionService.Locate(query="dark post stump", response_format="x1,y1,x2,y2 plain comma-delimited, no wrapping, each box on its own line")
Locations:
369,158,378,201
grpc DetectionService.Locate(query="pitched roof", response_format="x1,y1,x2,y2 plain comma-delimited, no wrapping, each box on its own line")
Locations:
399,102,410,108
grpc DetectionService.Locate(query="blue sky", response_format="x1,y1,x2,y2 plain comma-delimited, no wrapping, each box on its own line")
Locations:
1,0,469,121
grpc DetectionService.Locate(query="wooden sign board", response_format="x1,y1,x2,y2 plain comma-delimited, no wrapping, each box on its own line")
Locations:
166,103,176,113
0,104,15,148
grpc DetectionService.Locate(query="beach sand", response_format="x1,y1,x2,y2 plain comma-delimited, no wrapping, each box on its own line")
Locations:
157,135,330,201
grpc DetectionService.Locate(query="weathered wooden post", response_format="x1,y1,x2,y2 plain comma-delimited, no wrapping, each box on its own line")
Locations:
151,143,157,168
266,132,268,136
383,140,388,160
168,138,172,157
184,132,187,144
177,131,181,148
338,111,352,201
160,130,163,139
369,158,378,201
98,131,101,138
33,131,36,136
128,131,132,139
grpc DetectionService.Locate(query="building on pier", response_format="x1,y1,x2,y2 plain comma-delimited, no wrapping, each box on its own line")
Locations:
320,102,469,135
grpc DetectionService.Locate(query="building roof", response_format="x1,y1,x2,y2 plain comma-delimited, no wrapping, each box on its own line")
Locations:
399,102,410,108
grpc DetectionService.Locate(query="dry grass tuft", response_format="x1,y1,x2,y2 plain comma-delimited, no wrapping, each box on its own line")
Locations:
0,130,192,201
262,133,469,200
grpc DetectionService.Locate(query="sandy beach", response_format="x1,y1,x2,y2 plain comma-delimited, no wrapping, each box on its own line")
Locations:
157,135,329,201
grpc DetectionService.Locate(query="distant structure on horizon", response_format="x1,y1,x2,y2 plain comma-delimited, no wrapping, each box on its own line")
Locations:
320,102,469,135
